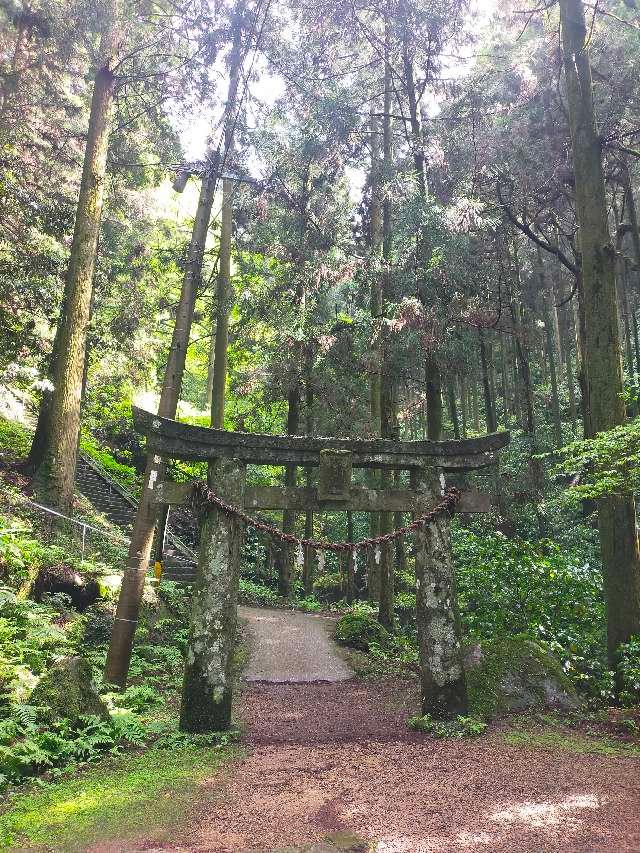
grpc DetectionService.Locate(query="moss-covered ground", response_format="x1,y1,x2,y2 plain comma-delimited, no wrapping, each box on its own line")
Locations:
501,727,640,757
0,743,236,850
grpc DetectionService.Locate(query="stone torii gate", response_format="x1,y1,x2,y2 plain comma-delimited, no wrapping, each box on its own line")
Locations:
132,407,509,732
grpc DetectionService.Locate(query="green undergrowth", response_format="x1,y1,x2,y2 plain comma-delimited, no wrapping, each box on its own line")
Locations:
502,727,640,758
0,420,30,460
409,713,487,738
238,578,322,613
79,435,139,494
0,740,236,850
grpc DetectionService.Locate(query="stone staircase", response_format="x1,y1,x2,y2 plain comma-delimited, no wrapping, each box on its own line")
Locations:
75,454,198,583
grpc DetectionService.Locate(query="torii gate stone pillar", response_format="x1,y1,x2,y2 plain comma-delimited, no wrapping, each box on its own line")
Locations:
413,466,467,717
132,407,509,730
179,458,246,732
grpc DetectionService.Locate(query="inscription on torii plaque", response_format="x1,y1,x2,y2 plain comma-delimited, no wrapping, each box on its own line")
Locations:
132,407,509,731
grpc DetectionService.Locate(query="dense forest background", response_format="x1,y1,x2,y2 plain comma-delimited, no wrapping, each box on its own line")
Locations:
1,0,640,814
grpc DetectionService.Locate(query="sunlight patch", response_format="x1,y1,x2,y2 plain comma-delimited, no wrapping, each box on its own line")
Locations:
490,793,600,828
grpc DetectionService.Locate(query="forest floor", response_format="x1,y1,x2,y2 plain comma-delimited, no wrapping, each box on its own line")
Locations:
84,607,640,853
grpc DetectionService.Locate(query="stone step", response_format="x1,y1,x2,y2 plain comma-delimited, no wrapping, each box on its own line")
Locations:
75,454,198,569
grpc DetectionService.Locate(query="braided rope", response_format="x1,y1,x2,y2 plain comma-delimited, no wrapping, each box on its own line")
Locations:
191,483,461,553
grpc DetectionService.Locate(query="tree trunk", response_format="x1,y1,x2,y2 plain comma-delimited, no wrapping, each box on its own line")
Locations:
560,0,640,666
209,9,243,428
401,24,443,442
34,3,121,509
105,168,218,686
478,330,496,433
499,333,510,428
210,178,234,429
621,160,640,269
414,467,468,720
303,346,315,597
447,380,460,440
460,375,468,437
471,374,480,432
105,5,247,688
538,248,563,446
633,302,640,377
346,511,355,604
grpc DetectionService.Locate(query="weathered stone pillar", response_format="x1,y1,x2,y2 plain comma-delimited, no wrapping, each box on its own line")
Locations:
413,466,468,719
180,458,245,732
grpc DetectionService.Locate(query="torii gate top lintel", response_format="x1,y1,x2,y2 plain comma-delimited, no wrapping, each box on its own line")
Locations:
132,406,510,473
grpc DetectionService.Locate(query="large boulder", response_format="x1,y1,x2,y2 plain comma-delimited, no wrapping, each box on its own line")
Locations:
29,656,109,722
32,564,100,611
464,634,579,720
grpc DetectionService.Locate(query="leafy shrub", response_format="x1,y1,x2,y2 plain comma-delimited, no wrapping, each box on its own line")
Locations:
395,570,416,592
112,685,161,713
0,418,30,458
82,603,115,645
409,713,487,738
80,436,138,493
618,636,640,704
296,596,322,612
0,519,43,587
334,608,389,651
239,578,280,608
551,416,640,502
0,709,147,787
157,579,191,621
0,587,74,689
313,571,344,602
394,591,416,626
453,529,609,700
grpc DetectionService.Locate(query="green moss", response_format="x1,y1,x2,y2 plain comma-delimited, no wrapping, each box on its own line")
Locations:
502,729,640,757
466,634,577,720
29,657,109,723
0,744,234,850
334,610,389,652
0,418,30,458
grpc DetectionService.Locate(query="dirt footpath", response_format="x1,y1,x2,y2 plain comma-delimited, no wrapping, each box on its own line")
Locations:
239,606,353,683
101,608,640,852
183,679,640,853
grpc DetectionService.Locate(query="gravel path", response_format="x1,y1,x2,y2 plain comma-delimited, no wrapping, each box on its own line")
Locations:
94,609,640,853
239,606,353,683
183,681,640,853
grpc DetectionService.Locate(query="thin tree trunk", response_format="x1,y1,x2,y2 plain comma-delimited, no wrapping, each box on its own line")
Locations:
560,0,640,666
346,511,355,604
447,379,460,440
478,330,496,433
471,374,480,432
377,33,395,628
209,9,243,427
621,160,640,269
633,302,640,377
302,345,315,597
210,178,233,428
499,333,509,428
538,248,563,446
460,375,468,437
105,10,245,686
401,23,442,441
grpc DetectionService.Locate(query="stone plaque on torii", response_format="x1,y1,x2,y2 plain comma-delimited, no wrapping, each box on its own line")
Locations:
132,406,509,730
